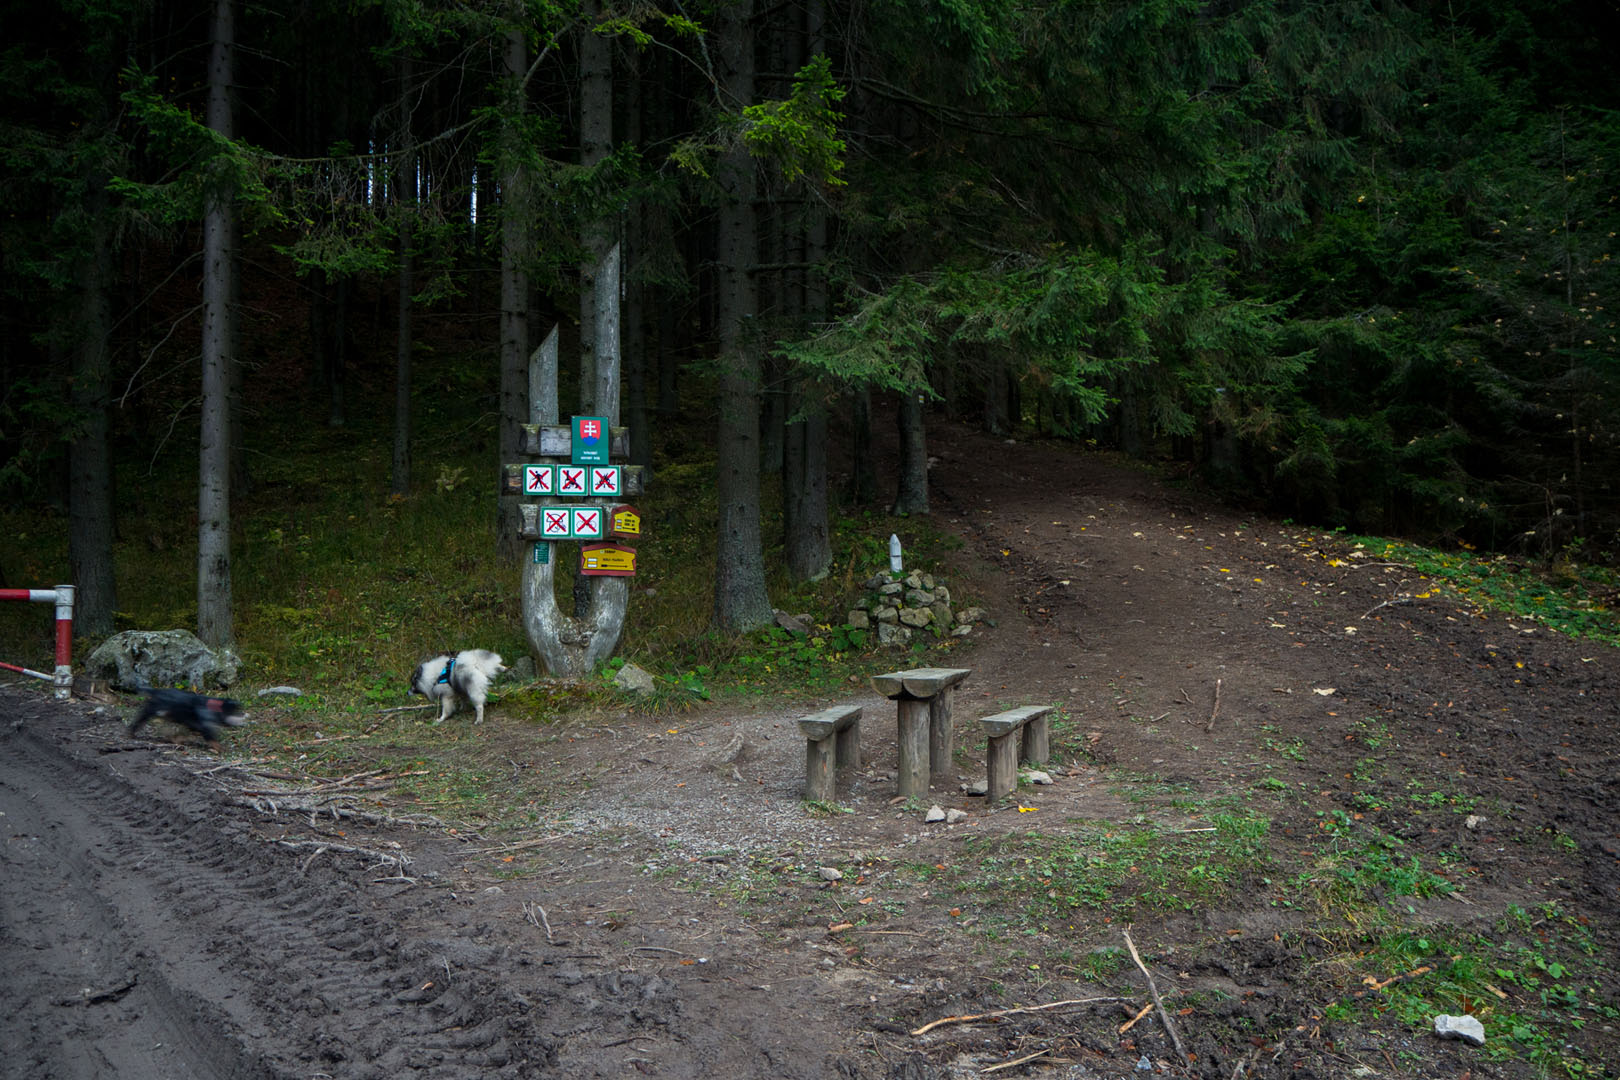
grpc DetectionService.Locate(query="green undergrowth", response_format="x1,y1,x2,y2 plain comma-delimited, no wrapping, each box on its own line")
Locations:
0,398,972,792
1312,903,1615,1078
1343,534,1620,646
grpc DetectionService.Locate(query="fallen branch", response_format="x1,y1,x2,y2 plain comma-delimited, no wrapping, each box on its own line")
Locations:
1123,929,1191,1068
272,836,413,874
1206,678,1223,734
377,702,440,714
981,1048,1050,1074
1363,596,1414,619
1118,1001,1154,1034
910,996,1130,1036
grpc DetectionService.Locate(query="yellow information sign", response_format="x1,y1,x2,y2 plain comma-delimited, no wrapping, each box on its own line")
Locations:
580,543,637,577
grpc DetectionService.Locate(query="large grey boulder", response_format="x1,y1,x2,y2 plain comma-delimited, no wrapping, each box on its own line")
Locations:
85,630,242,691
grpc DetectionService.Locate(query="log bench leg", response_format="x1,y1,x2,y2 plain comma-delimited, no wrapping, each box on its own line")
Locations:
1020,713,1050,765
896,697,931,800
805,736,836,803
929,686,956,779
835,722,861,778
986,731,1020,803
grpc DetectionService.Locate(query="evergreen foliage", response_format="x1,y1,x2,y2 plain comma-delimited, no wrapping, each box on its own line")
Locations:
0,0,1616,641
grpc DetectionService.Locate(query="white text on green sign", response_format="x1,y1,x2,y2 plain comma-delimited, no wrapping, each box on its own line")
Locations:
571,416,610,465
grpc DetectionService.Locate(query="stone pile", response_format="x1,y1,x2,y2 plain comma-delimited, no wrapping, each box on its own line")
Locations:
846,571,986,647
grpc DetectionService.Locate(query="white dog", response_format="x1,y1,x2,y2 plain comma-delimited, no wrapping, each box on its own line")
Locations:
408,649,508,724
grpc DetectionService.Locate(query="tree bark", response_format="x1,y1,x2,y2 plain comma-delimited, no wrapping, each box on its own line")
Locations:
712,0,773,633
573,1,614,615
391,52,414,497
197,0,235,648
892,390,930,515
69,183,116,637
496,22,530,561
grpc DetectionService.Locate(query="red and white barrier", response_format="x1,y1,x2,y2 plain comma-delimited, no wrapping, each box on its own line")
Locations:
0,585,74,700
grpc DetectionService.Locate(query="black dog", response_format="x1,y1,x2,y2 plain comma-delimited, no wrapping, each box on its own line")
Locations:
128,687,248,745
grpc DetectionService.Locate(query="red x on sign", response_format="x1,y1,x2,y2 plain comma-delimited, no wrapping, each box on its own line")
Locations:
558,467,585,492
575,509,600,534
543,510,569,535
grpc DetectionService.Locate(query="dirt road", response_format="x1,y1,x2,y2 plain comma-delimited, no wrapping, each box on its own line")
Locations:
3,420,1616,1079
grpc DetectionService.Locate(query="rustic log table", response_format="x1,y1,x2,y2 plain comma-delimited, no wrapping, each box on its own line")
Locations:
869,667,972,799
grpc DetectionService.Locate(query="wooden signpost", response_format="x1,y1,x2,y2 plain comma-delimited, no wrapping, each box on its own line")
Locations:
512,244,645,679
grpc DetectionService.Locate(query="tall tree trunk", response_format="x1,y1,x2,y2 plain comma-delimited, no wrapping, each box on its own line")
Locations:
574,1,613,615
391,52,415,496
577,0,612,418
624,51,651,470
782,4,832,582
712,0,773,632
197,0,235,647
783,400,831,580
496,22,529,561
69,183,116,637
844,386,877,505
892,391,929,515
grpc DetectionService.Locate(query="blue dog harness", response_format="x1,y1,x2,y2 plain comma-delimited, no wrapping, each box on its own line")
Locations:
436,657,457,685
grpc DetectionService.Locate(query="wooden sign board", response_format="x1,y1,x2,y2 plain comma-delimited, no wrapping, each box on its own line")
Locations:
520,423,629,458
580,543,636,577
608,504,641,540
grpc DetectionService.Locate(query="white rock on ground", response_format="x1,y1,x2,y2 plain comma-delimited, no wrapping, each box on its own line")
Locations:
1433,1014,1486,1046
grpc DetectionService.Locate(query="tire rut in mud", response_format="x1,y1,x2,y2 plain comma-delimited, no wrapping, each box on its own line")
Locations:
0,712,554,1080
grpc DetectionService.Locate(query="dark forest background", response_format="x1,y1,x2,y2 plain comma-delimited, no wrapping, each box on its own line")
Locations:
3,0,1617,647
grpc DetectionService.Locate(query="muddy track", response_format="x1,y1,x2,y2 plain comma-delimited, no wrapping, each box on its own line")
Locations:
0,701,891,1080
0,711,558,1080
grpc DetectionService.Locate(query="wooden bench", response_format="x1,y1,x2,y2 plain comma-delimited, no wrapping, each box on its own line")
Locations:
870,667,972,799
797,704,863,802
979,705,1054,803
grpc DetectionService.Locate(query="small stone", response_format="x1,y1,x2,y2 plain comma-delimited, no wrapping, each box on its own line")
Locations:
1136,1055,1153,1071
951,624,973,637
1434,1014,1486,1046
956,606,987,625
818,867,843,881
879,581,904,596
874,606,900,624
925,805,945,822
963,779,988,796
1465,814,1483,829
846,610,871,630
904,588,936,607
946,809,969,824
1021,770,1054,786
256,686,304,697
898,607,932,628
482,885,505,897
612,663,656,696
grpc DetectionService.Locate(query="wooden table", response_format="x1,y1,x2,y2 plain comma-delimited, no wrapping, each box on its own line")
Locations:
870,667,972,799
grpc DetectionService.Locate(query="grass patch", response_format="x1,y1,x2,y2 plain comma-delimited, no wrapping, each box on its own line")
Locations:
1315,904,1615,1078
933,811,1273,926
1343,535,1620,647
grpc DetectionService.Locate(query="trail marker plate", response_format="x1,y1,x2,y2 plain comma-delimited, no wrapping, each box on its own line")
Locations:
556,465,588,496
609,504,641,540
588,466,622,497
580,543,636,577
523,465,555,495
571,507,604,539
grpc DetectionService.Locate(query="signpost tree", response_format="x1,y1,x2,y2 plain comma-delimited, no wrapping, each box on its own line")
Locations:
513,246,646,678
